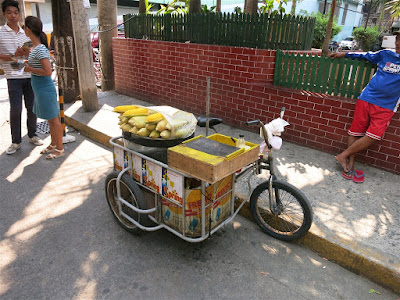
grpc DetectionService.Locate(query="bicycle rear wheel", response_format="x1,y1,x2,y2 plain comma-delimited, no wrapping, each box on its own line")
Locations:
250,180,313,241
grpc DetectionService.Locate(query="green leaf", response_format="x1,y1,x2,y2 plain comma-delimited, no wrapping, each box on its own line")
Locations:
369,288,381,295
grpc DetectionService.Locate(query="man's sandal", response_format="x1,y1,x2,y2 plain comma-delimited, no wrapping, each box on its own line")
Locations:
40,144,56,154
341,170,354,180
46,148,65,159
352,170,365,183
341,169,364,183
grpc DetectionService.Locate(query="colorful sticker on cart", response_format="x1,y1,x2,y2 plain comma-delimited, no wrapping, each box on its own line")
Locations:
131,153,142,183
162,168,184,204
142,159,162,193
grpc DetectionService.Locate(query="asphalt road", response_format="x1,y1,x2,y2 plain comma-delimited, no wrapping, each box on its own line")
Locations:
0,78,399,299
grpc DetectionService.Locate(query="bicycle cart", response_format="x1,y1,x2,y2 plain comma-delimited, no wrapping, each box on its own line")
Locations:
105,109,313,242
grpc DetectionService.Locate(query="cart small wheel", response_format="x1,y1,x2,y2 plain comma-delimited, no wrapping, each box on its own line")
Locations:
105,171,150,234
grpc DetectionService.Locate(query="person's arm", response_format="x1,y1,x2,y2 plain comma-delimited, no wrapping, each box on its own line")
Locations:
328,51,382,64
327,52,346,59
0,48,30,61
14,47,30,58
0,53,14,62
25,58,52,77
344,51,382,64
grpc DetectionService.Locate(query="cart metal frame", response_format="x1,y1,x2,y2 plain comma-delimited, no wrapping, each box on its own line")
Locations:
109,136,251,243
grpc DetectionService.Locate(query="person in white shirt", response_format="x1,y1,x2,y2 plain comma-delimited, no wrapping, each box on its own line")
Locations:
0,0,43,155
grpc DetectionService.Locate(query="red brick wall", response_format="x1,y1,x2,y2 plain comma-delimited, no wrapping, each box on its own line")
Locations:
113,38,400,174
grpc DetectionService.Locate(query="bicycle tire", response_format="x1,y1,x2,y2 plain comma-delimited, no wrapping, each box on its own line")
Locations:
105,171,151,234
250,179,313,241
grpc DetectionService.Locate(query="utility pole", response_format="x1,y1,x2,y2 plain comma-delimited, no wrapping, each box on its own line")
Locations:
51,0,80,103
97,0,117,91
69,0,98,112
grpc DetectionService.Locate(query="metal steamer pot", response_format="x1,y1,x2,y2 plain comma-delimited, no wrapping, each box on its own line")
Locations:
122,131,194,164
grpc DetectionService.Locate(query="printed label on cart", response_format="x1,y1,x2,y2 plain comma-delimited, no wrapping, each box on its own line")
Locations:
131,153,142,183
124,150,131,175
142,159,162,193
114,147,131,175
160,174,233,237
162,168,184,204
114,147,125,171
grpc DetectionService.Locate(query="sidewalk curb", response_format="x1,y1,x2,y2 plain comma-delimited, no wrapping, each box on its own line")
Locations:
65,115,400,294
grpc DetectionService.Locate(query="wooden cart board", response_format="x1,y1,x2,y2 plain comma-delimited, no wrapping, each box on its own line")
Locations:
168,134,259,184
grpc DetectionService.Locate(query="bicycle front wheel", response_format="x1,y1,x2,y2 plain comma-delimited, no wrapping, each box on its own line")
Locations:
250,180,313,241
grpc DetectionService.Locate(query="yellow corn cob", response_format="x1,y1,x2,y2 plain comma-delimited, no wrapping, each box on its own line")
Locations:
120,124,133,132
123,107,149,117
160,130,171,139
137,128,151,137
149,130,160,138
156,119,168,132
146,112,164,123
113,105,139,113
145,123,157,131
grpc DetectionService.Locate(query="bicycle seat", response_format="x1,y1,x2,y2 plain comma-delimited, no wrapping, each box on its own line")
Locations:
197,115,222,128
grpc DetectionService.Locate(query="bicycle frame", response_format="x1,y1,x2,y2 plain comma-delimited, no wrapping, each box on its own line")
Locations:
236,112,285,214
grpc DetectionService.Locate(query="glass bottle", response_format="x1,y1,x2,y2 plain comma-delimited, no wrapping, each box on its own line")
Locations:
236,134,246,148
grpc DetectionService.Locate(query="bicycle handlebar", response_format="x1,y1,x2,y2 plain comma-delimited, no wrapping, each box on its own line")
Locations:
245,107,286,149
245,120,260,126
280,107,286,119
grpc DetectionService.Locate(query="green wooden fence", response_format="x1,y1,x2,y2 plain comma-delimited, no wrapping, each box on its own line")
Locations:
123,13,316,50
274,50,377,99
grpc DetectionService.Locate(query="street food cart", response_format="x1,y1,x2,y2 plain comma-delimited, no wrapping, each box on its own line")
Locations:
105,105,313,242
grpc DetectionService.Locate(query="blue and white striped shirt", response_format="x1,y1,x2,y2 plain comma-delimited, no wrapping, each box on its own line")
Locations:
28,44,50,77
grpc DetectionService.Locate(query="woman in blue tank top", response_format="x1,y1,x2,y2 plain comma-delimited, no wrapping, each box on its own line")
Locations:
23,16,64,159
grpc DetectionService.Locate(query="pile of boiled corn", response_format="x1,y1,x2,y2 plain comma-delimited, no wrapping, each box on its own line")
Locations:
113,105,190,139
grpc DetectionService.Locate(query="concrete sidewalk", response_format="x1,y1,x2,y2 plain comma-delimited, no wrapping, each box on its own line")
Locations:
64,90,400,293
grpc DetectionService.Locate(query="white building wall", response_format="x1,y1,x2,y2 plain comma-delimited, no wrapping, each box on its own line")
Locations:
286,0,363,42
31,1,138,33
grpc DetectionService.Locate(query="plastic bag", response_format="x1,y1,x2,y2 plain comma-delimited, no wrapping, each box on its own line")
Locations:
260,118,289,150
148,106,197,139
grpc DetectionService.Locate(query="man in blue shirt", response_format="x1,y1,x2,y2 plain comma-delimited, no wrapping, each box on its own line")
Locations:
329,31,400,182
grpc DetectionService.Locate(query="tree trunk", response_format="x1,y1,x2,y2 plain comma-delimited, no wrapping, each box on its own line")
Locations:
322,0,337,56
69,0,98,111
139,0,146,14
189,0,201,13
51,0,80,103
98,0,117,91
244,0,258,14
216,0,221,12
291,0,297,15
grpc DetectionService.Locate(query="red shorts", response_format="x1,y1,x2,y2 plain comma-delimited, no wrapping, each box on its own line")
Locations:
348,100,394,140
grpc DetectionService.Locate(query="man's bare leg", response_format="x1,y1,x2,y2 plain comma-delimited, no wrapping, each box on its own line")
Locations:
346,136,358,171
336,136,375,172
